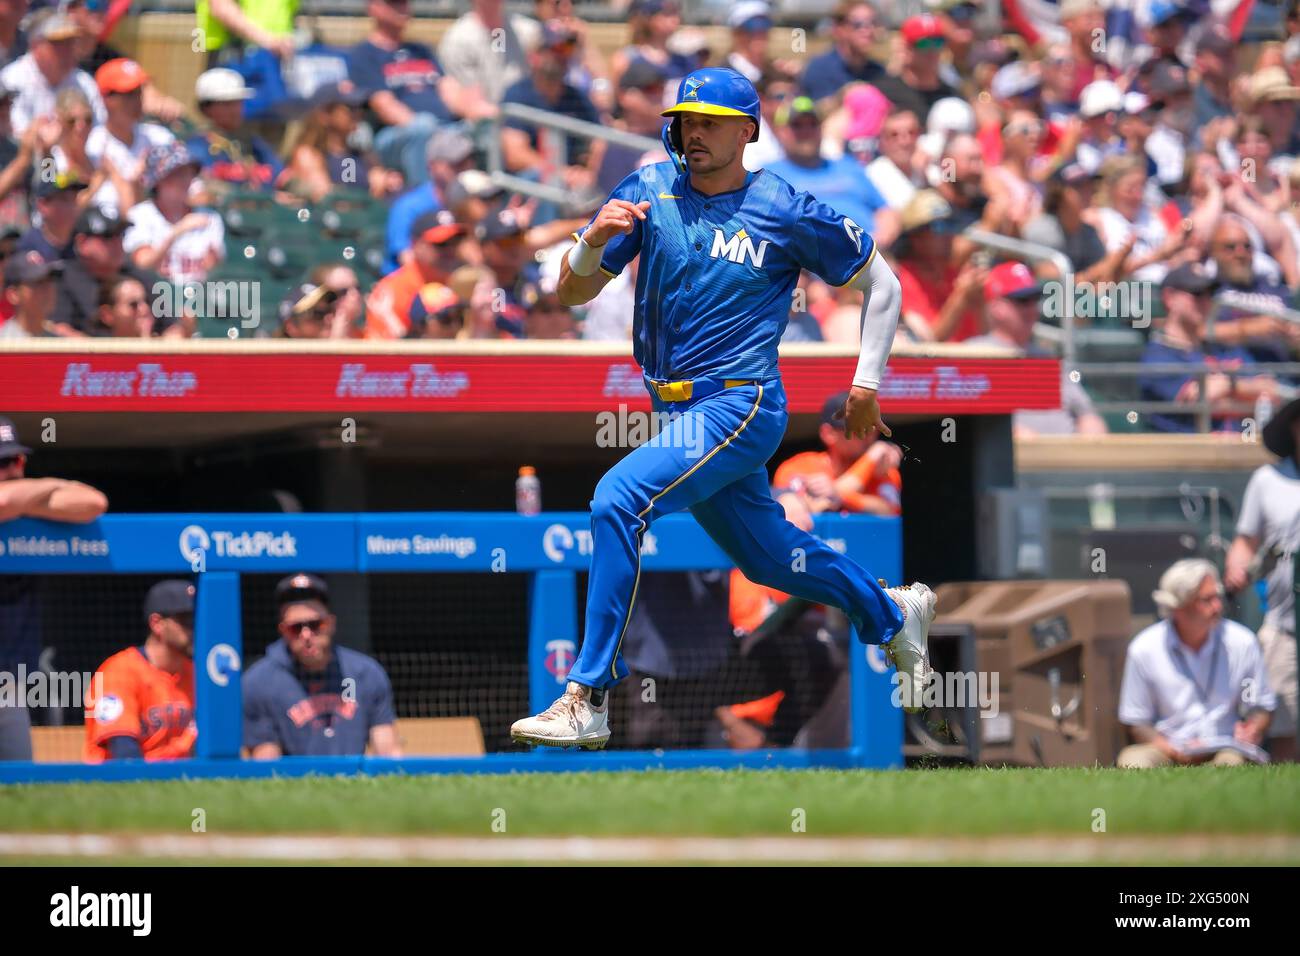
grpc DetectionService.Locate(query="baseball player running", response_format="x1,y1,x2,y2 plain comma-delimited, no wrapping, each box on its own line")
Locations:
511,67,934,749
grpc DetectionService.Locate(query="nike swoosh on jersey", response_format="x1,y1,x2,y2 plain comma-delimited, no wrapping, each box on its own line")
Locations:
658,192,683,199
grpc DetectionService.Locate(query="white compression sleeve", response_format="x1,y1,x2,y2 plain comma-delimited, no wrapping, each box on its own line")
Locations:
567,231,605,277
849,252,902,391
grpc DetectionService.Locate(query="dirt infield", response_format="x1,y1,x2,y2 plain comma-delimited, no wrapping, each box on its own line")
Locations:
3,832,1298,864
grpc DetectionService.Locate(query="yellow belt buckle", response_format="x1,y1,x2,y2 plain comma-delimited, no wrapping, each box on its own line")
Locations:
658,380,692,402
724,379,751,389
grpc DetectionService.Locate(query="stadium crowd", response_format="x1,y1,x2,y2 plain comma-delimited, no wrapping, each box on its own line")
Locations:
0,0,1299,432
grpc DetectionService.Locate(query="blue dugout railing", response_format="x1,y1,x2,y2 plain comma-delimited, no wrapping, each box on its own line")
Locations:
0,511,903,783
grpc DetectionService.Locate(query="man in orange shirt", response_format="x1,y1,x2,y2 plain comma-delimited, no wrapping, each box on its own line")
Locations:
83,579,197,762
364,210,465,339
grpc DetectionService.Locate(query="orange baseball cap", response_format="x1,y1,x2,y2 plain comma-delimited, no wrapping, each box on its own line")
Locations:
96,58,149,96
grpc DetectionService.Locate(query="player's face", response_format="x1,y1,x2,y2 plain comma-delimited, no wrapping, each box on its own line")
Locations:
679,113,754,174
280,601,335,672
154,612,194,657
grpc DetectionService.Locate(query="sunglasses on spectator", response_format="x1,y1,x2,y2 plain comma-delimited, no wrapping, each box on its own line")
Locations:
281,617,326,634
63,114,93,128
1215,240,1250,252
0,455,24,469
120,297,149,309
1005,121,1044,136
845,17,875,29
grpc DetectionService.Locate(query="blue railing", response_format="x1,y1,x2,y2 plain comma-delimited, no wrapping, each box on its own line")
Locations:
0,511,903,782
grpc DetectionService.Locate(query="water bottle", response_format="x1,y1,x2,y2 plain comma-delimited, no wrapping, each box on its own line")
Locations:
516,466,541,516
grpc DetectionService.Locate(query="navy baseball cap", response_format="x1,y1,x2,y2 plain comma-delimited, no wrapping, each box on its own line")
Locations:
476,207,527,243
411,209,463,245
32,170,87,199
144,579,196,621
3,250,63,284
662,67,761,143
275,573,330,607
820,392,850,427
0,416,32,457
75,205,129,238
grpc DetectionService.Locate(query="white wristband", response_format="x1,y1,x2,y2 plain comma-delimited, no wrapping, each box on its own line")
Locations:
568,232,605,277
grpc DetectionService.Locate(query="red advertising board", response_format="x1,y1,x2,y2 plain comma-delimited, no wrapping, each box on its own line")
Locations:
0,351,1059,415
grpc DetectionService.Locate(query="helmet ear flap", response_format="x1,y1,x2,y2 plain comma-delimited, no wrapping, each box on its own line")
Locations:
662,118,685,173
670,116,684,154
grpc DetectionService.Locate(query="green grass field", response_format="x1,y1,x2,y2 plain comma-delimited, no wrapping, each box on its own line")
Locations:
2,766,1299,863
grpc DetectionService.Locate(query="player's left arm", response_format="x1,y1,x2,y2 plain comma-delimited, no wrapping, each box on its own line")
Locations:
367,665,403,758
790,195,902,439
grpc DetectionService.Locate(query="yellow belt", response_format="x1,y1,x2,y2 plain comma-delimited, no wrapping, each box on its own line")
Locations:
649,379,753,402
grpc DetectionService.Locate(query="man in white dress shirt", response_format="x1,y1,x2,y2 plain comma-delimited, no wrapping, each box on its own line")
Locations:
1117,559,1275,768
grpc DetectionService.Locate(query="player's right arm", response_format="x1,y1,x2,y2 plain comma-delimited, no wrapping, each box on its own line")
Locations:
558,198,651,306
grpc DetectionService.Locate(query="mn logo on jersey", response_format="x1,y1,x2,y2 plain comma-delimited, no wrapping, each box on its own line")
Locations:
710,227,770,267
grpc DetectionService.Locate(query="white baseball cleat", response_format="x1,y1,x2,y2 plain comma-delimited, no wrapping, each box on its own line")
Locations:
882,582,936,713
511,681,611,749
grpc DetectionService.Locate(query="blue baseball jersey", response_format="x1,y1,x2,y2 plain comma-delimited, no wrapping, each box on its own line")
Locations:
589,162,876,382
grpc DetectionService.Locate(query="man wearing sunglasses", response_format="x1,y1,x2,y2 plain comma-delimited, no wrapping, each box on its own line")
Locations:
872,15,960,128
1139,262,1281,433
83,579,197,762
0,415,107,760
798,0,884,104
243,574,400,759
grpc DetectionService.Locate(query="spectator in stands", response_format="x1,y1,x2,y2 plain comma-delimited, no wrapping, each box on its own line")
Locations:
894,189,985,342
406,280,465,340
0,415,108,760
915,95,975,175
17,173,85,262
1057,0,1115,101
1225,397,1300,762
1144,62,1196,189
243,573,401,758
68,1,184,123
532,0,613,114
1117,559,1274,768
873,15,959,127
1095,154,1187,282
96,275,161,338
799,0,884,104
274,282,347,340
187,68,282,192
865,107,923,212
501,23,605,206
384,128,476,275
1073,80,1125,174
125,143,225,287
1246,67,1300,165
0,251,61,338
1139,262,1280,433
197,0,296,65
1023,164,1130,283
366,210,464,339
609,0,696,91
88,58,174,216
349,0,495,190
48,87,97,187
53,205,160,336
964,262,1108,436
523,287,576,339
83,579,197,763
477,207,542,339
281,81,374,202
599,58,669,191
1192,23,1235,132
437,0,536,106
1207,216,1300,365
936,132,1004,268
767,96,898,250
1039,42,1079,124
984,109,1045,233
0,8,103,137
0,80,40,234
0,0,25,72
724,1,773,85
309,262,364,338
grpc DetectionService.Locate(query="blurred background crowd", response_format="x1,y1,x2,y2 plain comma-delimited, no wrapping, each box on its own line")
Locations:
2,0,1300,433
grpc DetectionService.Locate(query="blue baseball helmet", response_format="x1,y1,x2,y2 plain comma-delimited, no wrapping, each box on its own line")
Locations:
660,67,761,161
